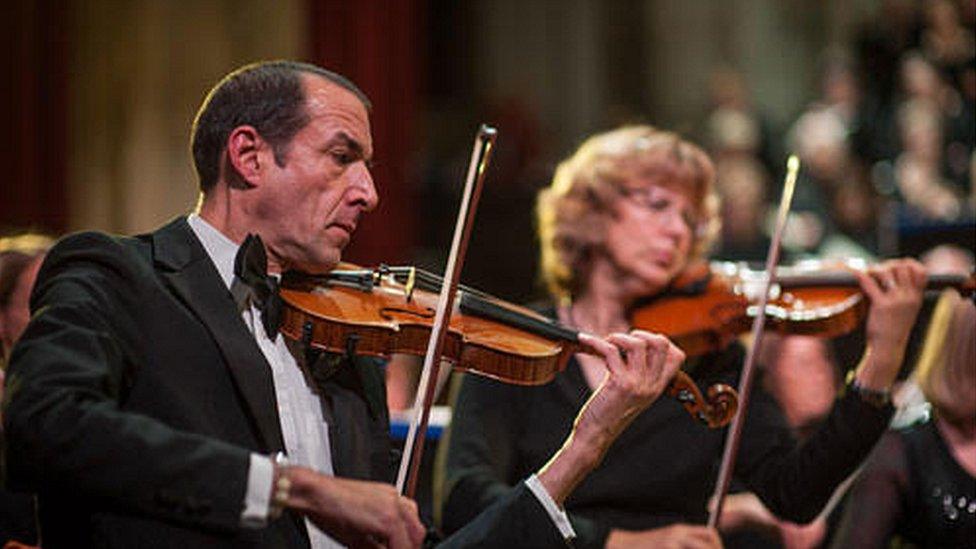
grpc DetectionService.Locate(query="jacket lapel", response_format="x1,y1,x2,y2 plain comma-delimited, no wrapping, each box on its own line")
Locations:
151,217,285,453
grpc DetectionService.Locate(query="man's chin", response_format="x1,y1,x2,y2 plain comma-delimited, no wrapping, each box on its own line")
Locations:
289,251,341,274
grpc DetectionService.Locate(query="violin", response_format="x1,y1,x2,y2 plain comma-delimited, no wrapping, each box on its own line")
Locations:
278,264,738,428
631,259,976,357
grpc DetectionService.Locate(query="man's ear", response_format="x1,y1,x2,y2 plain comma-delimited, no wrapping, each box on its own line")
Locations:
225,125,269,187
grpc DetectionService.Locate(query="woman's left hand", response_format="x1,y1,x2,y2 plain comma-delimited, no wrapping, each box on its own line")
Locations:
855,258,927,389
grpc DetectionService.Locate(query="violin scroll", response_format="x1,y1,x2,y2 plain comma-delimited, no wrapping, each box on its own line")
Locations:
666,372,738,428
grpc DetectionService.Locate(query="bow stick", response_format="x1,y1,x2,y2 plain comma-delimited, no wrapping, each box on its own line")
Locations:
707,155,801,528
395,125,497,497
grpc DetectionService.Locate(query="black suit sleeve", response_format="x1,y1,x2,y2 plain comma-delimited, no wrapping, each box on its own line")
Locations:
439,374,526,533
2,233,251,533
438,374,610,548
438,483,568,549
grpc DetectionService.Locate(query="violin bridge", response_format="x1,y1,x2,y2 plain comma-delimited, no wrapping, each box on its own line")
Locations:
404,266,417,303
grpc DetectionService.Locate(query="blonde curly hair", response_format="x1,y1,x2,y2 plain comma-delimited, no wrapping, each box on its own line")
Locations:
536,125,720,301
914,289,976,424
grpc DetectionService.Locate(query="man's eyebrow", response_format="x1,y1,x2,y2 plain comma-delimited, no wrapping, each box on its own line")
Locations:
327,132,370,161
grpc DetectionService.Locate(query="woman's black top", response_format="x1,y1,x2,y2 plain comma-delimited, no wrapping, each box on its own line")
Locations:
440,339,892,549
833,418,976,548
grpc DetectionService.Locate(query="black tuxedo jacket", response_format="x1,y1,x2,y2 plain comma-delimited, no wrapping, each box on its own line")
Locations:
2,218,392,547
2,217,568,548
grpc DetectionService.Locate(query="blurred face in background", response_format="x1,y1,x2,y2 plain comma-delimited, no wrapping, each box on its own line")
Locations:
0,255,44,360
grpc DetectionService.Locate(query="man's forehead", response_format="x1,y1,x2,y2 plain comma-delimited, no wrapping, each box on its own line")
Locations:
300,75,371,144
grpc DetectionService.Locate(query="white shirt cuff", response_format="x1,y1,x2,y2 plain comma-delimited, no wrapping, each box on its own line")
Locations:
241,453,274,528
525,474,576,541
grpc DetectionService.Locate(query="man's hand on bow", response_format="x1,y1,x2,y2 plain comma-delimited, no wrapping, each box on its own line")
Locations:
283,467,426,549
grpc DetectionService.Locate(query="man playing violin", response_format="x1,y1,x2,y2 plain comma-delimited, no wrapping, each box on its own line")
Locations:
2,62,689,548
440,125,929,548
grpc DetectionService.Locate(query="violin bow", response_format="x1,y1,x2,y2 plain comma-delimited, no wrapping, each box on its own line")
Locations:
707,155,801,528
395,125,498,497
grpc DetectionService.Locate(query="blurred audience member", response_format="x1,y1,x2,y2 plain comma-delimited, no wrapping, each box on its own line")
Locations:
815,53,862,133
823,178,880,259
0,234,53,367
899,51,973,193
761,335,840,442
921,0,975,74
704,66,779,175
786,107,879,258
0,232,52,549
789,108,848,207
832,289,976,548
894,97,964,219
714,157,771,262
851,0,923,164
922,243,975,275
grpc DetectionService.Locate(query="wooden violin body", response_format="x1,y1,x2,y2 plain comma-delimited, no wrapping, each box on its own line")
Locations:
632,260,976,357
280,265,577,385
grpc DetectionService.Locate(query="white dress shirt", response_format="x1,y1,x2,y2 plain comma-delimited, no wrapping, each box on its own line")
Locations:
188,214,341,549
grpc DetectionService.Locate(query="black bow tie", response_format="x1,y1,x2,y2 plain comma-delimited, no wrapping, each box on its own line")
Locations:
234,234,283,339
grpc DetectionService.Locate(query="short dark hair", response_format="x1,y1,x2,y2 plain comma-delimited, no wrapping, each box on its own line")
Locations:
190,60,370,192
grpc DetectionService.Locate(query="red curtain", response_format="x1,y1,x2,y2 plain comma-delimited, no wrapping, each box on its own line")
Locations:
0,1,69,234
308,1,424,266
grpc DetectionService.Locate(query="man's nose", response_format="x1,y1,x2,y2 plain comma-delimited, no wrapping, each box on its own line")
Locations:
350,163,379,211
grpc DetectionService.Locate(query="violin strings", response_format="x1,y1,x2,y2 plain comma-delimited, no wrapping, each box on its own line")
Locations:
385,267,575,340
408,267,501,302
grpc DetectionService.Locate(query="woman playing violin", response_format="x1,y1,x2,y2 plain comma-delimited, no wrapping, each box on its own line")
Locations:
438,125,928,548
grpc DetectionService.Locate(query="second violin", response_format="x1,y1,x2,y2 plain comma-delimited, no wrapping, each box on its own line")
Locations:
632,259,976,357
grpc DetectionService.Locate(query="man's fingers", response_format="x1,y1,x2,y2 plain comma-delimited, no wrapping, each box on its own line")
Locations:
387,495,423,549
606,332,649,373
401,496,426,547
578,332,622,374
385,522,410,549
664,344,685,381
629,330,683,383
371,495,422,549
686,525,723,549
669,524,723,549
304,475,424,549
356,535,386,549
